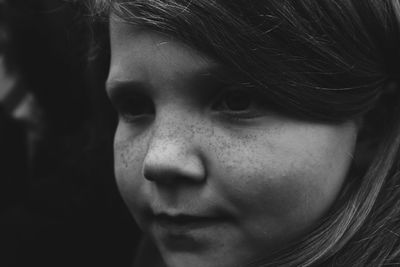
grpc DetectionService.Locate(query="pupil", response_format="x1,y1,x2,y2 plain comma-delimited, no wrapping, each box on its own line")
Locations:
226,91,251,111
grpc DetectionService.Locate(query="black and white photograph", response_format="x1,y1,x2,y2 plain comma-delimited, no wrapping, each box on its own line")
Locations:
1,1,400,266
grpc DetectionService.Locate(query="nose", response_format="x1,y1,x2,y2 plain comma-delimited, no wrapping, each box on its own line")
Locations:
142,115,206,185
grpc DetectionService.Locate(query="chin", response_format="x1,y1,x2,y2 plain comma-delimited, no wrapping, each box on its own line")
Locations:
162,252,239,267
157,241,263,267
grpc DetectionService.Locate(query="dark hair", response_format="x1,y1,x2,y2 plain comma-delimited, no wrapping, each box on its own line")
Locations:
86,0,400,266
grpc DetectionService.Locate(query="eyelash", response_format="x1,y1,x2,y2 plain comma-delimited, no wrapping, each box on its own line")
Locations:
113,87,273,123
211,87,275,121
115,94,155,123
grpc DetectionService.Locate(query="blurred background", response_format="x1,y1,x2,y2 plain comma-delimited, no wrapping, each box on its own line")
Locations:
0,0,141,266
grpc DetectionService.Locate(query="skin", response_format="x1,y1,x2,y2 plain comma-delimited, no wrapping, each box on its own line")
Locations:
107,17,358,267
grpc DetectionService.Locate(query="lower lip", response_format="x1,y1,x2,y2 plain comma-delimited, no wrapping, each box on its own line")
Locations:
152,217,227,251
154,217,225,233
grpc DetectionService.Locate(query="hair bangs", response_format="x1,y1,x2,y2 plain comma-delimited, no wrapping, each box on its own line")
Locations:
89,0,393,123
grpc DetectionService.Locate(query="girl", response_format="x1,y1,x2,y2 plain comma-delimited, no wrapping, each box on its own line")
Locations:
87,0,400,266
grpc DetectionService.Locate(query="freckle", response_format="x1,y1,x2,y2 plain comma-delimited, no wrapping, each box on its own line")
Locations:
116,140,135,169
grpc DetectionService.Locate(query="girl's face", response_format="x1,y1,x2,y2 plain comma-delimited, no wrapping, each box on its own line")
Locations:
108,19,358,267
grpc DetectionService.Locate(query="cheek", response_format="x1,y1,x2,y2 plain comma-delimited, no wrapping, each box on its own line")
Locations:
210,123,355,229
113,125,148,215
214,149,325,219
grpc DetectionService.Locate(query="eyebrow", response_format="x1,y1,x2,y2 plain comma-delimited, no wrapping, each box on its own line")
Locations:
105,64,243,100
196,64,237,82
106,80,152,101
106,80,147,91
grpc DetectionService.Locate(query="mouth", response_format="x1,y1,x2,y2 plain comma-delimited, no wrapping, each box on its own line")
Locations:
153,213,227,232
150,213,228,251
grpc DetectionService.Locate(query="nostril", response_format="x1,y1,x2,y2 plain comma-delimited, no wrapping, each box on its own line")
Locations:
143,166,187,185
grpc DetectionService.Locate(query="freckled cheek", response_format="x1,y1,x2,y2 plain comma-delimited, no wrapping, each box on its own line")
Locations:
113,132,147,215
213,146,332,225
217,128,352,220
113,125,146,178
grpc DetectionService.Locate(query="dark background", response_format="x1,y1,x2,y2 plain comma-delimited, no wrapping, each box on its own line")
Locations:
0,1,141,266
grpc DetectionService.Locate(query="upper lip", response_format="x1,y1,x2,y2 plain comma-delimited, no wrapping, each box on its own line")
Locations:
154,213,218,222
152,213,227,229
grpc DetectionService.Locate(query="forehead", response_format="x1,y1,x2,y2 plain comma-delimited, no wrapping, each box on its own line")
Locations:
108,16,221,84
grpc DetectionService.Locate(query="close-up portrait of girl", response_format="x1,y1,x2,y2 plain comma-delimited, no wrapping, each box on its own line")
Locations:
86,0,400,266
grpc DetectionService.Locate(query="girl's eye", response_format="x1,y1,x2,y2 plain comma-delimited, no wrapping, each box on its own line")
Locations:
223,90,252,111
115,94,154,122
212,88,272,119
